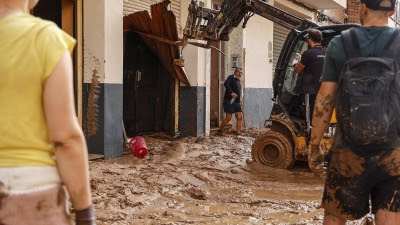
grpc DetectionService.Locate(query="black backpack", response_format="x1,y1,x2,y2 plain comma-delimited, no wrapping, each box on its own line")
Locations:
336,28,400,147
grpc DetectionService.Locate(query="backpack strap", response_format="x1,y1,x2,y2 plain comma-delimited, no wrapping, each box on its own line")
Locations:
341,28,361,58
380,28,400,58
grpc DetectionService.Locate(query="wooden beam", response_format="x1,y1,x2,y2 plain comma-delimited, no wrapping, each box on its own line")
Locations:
174,78,179,134
62,0,74,36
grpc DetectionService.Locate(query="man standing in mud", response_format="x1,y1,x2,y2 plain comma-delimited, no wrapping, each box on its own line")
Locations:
309,0,400,224
217,68,243,136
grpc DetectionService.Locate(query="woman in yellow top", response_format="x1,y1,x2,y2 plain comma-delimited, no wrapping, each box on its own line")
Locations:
0,0,95,224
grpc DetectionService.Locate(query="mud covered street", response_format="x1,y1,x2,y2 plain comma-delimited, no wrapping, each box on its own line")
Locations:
89,128,370,225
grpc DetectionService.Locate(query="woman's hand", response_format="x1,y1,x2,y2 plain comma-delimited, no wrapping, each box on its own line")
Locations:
75,205,96,225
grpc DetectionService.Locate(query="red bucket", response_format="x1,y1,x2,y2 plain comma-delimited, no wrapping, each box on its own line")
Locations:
129,136,148,158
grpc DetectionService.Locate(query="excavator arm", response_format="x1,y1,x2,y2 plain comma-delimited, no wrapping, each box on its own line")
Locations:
183,0,304,42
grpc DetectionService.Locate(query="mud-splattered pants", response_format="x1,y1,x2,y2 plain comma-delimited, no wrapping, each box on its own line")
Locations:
0,166,70,225
321,148,400,220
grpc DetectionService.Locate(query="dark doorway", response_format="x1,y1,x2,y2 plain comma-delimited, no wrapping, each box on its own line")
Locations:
123,32,175,136
32,0,62,27
33,0,79,115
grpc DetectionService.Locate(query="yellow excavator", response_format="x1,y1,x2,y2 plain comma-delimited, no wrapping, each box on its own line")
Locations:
183,0,359,169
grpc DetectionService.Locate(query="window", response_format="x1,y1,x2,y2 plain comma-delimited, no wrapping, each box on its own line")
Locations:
282,40,308,94
232,56,239,68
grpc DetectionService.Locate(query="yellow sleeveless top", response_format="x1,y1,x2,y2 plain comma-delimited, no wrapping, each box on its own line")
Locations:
0,14,75,167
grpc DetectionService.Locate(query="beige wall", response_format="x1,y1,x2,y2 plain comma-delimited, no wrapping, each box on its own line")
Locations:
243,15,274,89
335,0,347,8
180,0,190,38
274,0,315,20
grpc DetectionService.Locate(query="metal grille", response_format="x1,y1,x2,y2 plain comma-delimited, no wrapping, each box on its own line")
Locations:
123,0,181,31
273,23,290,72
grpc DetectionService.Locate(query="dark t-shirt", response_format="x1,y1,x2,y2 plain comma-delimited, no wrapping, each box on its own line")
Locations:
223,74,241,104
300,45,326,94
321,26,400,151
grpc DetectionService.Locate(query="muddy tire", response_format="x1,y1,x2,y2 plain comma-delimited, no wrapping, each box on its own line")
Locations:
251,131,295,169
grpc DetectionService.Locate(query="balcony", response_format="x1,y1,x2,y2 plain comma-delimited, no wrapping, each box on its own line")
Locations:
298,0,346,9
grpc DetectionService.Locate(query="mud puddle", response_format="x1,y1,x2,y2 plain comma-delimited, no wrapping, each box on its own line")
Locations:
89,128,372,225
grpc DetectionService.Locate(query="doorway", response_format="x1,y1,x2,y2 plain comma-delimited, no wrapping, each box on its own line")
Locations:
210,41,221,128
123,32,175,136
32,0,62,26
32,0,82,122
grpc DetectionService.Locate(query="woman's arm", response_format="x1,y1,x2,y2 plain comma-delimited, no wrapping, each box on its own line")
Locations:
42,50,92,211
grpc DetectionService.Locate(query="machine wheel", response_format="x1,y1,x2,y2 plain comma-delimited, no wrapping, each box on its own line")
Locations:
251,131,295,169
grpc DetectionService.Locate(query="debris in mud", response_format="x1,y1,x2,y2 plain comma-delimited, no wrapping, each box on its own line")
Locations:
89,128,371,225
185,187,210,200
194,136,206,143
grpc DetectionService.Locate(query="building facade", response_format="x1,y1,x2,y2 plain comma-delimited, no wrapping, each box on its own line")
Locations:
36,0,349,159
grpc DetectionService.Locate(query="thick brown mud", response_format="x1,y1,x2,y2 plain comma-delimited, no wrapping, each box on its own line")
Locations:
89,128,372,224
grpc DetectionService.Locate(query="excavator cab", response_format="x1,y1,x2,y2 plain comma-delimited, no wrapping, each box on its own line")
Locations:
251,24,359,169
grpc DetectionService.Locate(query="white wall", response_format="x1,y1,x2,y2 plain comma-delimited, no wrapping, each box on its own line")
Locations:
84,0,105,83
180,0,212,136
105,0,123,84
180,0,210,86
181,44,211,86
224,24,244,79
243,15,273,89
84,0,123,84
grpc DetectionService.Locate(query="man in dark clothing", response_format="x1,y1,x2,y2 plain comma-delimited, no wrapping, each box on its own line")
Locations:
309,0,400,224
217,68,243,135
293,28,326,132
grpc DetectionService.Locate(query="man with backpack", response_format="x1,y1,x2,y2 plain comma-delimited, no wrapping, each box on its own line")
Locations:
309,0,400,224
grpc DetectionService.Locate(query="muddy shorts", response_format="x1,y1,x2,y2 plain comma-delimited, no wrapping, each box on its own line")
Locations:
0,185,70,225
223,102,242,114
321,147,400,220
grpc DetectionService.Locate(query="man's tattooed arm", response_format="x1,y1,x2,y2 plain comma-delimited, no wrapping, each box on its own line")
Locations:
310,82,337,146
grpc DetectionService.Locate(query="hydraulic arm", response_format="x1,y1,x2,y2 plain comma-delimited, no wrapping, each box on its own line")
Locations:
183,0,303,42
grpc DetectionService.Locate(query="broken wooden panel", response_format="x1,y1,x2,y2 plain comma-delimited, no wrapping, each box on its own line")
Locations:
123,0,190,86
123,32,175,136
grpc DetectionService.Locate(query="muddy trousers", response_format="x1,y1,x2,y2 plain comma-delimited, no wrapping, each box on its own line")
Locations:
0,185,70,225
0,167,70,225
322,148,400,220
